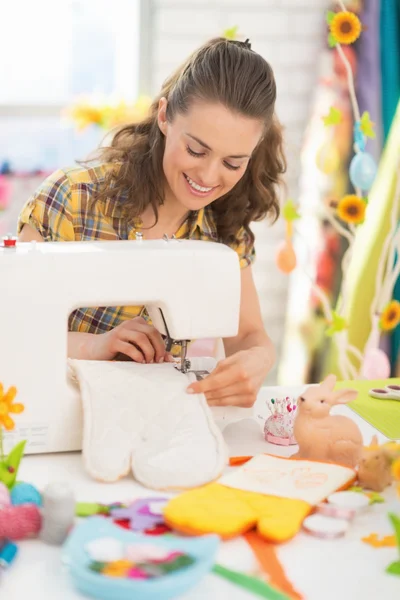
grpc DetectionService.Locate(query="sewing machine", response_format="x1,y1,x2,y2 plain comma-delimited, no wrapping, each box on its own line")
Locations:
0,235,241,454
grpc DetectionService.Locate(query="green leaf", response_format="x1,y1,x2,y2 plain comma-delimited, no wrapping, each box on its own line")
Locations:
388,513,400,551
0,440,26,489
326,11,336,25
328,33,338,48
223,26,239,40
386,561,400,576
282,199,301,222
322,106,342,126
367,492,385,505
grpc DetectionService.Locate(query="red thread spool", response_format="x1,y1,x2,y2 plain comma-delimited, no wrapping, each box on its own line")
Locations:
0,504,42,540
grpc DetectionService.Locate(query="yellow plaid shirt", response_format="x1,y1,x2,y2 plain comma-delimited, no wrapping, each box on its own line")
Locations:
17,164,255,336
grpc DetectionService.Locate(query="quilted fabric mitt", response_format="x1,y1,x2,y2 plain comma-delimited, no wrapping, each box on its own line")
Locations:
68,360,228,490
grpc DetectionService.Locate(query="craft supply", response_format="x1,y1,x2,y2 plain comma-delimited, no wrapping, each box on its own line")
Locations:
327,491,370,511
164,454,356,543
369,385,400,400
111,498,166,532
362,533,396,548
10,482,42,506
62,516,219,599
0,540,18,570
293,374,362,468
0,482,10,505
244,531,303,600
212,564,291,600
302,514,349,539
39,482,75,545
0,504,41,540
264,397,297,446
316,503,356,521
86,537,126,563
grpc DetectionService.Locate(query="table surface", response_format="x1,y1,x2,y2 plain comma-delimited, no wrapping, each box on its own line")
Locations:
2,385,399,600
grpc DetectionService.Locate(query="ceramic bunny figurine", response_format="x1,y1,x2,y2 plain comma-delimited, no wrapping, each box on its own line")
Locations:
357,436,400,492
292,374,363,469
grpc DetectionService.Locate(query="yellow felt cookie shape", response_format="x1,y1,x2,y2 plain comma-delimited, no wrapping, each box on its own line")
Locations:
164,454,356,543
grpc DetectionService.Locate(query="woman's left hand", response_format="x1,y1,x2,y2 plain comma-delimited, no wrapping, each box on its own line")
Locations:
186,347,271,407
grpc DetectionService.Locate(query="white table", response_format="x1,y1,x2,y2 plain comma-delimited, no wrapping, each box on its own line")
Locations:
2,386,399,600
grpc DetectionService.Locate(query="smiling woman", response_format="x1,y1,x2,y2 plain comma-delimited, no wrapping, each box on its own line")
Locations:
16,37,286,408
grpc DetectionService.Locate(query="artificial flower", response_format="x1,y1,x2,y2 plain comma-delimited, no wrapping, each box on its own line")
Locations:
330,11,362,45
223,25,239,40
0,383,24,431
380,301,400,332
337,195,366,225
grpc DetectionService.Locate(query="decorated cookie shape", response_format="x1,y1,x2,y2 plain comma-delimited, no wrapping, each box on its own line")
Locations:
264,397,297,446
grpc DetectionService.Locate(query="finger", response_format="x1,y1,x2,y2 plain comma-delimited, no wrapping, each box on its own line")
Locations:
164,352,175,362
123,331,156,363
114,340,146,363
207,395,255,408
131,323,166,364
205,381,254,401
186,366,236,394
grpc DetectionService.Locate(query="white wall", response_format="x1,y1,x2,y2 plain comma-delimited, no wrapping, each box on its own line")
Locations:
148,0,329,383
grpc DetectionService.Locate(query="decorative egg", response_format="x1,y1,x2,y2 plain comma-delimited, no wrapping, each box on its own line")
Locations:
361,348,391,380
316,144,340,175
349,152,377,191
0,482,11,505
10,482,42,507
276,240,297,273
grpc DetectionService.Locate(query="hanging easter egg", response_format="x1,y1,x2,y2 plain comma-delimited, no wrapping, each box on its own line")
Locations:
316,144,340,174
276,239,297,274
349,152,377,191
360,347,391,380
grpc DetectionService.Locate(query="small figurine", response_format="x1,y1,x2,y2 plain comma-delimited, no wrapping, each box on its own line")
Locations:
358,436,400,492
293,374,362,469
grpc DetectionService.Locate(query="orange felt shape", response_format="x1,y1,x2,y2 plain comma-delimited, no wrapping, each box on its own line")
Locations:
164,454,356,543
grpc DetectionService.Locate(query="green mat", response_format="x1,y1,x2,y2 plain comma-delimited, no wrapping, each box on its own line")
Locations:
335,378,400,440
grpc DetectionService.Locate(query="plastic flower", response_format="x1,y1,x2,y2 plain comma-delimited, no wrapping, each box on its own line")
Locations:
337,195,366,224
330,11,362,45
0,384,24,431
380,301,400,331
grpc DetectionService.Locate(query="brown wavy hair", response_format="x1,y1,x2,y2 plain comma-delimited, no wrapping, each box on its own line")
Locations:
92,37,286,246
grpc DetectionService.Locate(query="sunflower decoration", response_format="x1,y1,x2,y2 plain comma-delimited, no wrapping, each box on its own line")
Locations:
336,194,367,225
327,10,362,47
380,301,400,332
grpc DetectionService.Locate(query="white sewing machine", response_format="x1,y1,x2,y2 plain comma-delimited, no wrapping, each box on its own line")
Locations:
0,236,241,454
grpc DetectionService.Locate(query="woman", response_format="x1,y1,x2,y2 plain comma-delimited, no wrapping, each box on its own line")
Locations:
17,37,286,408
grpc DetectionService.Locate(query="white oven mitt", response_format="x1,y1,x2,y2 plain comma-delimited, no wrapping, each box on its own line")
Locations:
68,360,228,490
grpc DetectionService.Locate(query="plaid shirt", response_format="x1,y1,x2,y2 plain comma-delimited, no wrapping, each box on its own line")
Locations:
17,164,255,337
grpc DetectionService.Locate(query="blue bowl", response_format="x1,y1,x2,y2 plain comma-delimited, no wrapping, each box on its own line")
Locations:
62,516,219,600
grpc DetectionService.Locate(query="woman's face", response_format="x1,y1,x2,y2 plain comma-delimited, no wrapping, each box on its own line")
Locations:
158,98,264,212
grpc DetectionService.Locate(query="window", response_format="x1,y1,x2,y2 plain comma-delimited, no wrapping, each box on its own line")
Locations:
0,0,142,171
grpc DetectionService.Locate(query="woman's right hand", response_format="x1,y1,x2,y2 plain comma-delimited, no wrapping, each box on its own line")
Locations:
87,317,172,363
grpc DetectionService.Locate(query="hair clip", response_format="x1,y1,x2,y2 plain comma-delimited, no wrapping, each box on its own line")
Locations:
244,38,252,50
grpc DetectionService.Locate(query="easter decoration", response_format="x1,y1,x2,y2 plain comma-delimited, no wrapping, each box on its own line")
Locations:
277,2,400,382
0,382,26,490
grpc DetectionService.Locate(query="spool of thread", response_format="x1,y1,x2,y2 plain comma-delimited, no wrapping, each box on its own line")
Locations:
11,482,42,507
0,504,42,540
0,540,18,570
39,482,76,545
